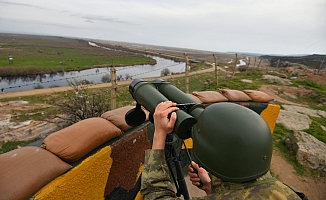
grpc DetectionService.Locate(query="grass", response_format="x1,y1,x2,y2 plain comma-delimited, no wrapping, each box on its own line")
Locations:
0,36,155,76
304,116,326,143
0,139,37,154
291,79,326,111
272,124,307,176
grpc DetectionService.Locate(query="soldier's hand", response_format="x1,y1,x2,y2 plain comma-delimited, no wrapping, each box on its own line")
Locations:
188,161,212,195
152,101,178,150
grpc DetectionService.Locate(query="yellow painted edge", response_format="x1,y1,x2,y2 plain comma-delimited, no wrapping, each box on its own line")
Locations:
260,104,280,134
182,138,193,149
134,164,144,200
33,146,113,200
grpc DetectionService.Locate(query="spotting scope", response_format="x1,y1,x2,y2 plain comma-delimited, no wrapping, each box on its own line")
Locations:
126,78,273,183
125,78,205,139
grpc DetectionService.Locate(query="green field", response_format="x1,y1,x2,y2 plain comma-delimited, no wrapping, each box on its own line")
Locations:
0,34,155,76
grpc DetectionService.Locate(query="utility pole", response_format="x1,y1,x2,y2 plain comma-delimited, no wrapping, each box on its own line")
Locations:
246,57,250,75
213,54,218,87
257,58,262,69
110,67,117,110
276,59,280,69
232,53,238,78
253,57,256,68
317,54,326,75
184,53,189,94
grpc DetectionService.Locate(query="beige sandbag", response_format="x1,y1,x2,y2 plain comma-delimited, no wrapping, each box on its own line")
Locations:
0,146,71,200
219,89,252,101
41,117,122,162
187,94,203,103
101,106,149,131
191,91,228,103
243,90,274,102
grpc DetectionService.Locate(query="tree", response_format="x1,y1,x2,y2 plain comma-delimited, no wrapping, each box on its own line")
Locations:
101,74,111,83
161,68,171,76
57,79,111,125
125,73,132,80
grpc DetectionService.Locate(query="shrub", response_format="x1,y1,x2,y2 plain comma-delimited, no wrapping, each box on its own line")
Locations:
101,74,111,83
34,83,44,89
57,79,111,124
161,68,171,76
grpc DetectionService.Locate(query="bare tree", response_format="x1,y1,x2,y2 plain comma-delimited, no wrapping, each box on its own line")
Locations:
57,79,111,125
117,75,123,81
125,73,132,80
160,68,171,76
101,74,111,83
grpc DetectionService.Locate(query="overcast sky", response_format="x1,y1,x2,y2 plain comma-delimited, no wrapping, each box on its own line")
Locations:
0,0,325,55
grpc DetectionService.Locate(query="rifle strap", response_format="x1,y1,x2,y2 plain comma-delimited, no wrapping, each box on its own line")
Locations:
282,182,308,200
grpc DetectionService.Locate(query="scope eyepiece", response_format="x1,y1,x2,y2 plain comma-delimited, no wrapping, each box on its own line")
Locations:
126,79,205,139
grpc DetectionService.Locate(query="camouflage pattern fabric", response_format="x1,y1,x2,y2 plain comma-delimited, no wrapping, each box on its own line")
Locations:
141,149,303,200
140,150,178,199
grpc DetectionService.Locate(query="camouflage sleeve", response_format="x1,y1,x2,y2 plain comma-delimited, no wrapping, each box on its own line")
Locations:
140,149,179,200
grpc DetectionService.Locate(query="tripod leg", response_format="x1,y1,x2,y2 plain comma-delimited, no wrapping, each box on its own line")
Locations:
129,174,142,200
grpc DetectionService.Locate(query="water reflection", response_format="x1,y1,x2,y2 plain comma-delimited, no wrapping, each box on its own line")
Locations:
0,56,185,93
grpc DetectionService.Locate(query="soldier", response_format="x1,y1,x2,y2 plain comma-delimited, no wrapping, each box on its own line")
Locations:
140,101,306,199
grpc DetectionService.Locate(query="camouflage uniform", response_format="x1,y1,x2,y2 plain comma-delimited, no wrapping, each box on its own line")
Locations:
140,149,303,200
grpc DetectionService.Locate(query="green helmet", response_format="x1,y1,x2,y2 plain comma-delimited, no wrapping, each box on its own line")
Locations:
192,102,272,183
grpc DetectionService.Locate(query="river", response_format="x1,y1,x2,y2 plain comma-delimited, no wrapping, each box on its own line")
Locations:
0,43,186,93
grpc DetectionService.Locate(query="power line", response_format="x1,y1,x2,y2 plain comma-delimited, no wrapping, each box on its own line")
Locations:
294,36,326,55
0,61,184,92
0,42,184,93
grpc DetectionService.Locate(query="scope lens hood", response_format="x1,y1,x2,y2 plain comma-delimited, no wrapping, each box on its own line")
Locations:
125,107,146,127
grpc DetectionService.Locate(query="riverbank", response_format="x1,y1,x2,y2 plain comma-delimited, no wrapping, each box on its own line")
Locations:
0,33,155,76
0,64,218,100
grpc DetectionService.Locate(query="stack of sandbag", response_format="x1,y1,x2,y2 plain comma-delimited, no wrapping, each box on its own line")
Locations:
41,117,123,162
0,146,72,200
0,116,126,200
190,89,273,104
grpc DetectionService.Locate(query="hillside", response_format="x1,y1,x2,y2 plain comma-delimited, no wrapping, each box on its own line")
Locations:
261,54,324,69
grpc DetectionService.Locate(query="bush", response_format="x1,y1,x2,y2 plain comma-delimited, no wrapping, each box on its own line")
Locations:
238,65,247,72
161,68,171,76
101,74,111,83
34,83,44,89
57,79,111,124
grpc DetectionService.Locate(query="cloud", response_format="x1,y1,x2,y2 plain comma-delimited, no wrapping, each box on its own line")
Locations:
80,14,132,24
0,0,325,54
0,1,54,11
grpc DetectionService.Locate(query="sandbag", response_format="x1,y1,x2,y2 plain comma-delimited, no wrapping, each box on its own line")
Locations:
0,146,72,200
219,89,252,101
101,106,149,131
187,94,203,103
243,90,274,102
41,117,122,162
191,91,228,103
